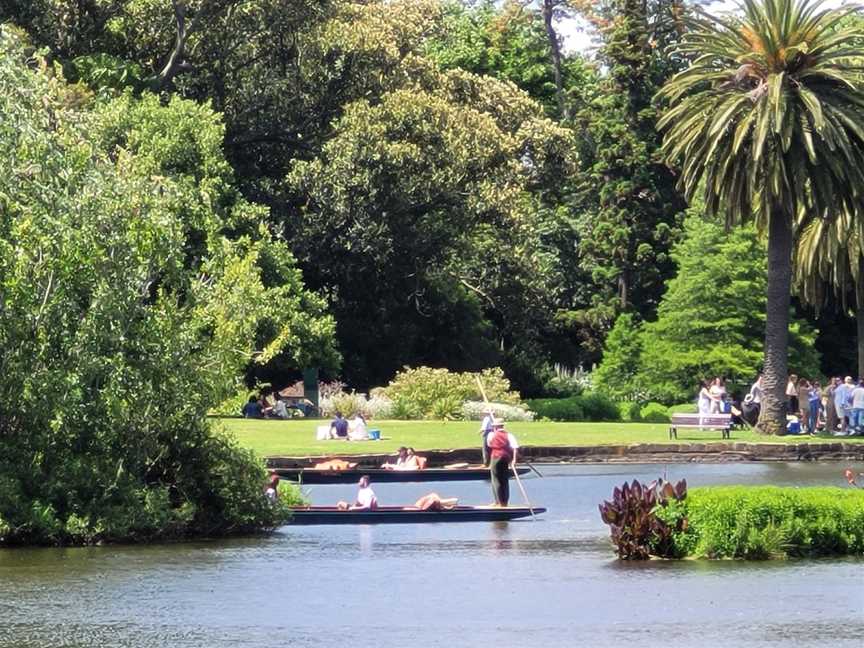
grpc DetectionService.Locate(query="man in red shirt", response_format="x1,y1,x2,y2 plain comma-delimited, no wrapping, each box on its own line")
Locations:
486,418,519,506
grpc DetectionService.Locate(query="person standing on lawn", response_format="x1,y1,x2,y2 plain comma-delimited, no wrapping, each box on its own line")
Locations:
834,377,854,435
850,380,864,435
487,418,518,507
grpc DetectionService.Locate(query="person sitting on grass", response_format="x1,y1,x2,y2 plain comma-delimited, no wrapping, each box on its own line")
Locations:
242,395,263,418
337,475,378,510
348,412,369,441
328,411,349,439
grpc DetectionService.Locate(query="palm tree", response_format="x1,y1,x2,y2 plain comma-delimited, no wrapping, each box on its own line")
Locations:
656,0,864,434
795,207,864,377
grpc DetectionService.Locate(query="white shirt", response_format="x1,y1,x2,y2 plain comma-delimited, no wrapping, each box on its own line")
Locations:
852,386,864,409
480,414,494,434
356,486,377,508
749,382,763,404
835,384,852,408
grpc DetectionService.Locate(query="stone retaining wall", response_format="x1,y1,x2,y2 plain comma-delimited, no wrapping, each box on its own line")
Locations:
265,442,864,468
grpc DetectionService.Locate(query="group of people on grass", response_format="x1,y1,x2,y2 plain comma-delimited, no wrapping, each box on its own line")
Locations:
698,373,864,436
242,391,292,419
791,375,864,437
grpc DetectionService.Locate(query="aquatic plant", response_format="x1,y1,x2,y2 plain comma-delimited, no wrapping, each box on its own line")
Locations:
598,478,688,559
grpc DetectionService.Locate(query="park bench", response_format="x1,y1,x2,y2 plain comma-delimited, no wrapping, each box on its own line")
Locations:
668,413,732,439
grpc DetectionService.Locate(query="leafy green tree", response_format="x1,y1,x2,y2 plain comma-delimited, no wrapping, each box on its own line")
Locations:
657,0,864,432
637,213,820,404
428,0,596,118
592,313,643,400
288,66,574,388
0,30,333,544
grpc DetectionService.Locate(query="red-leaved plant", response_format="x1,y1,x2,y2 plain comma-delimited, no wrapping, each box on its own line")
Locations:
599,478,687,559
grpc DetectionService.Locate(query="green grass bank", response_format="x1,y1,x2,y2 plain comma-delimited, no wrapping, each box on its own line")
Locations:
219,418,864,458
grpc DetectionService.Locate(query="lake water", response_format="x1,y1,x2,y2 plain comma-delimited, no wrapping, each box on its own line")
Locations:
1,462,862,648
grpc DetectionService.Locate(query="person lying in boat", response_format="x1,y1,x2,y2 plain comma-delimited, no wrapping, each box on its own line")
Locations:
337,475,378,510
412,493,458,511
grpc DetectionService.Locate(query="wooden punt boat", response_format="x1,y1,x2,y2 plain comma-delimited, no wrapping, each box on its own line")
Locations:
286,505,546,525
273,466,531,484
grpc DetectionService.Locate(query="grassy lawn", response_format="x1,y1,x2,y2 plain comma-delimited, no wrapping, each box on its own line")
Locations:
216,418,864,458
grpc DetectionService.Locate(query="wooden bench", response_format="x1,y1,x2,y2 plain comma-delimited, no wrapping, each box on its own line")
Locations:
669,413,732,439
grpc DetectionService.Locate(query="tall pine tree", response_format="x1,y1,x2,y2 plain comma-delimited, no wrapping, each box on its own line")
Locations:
572,0,687,327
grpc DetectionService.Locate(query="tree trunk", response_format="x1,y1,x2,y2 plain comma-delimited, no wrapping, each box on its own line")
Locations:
857,257,864,379
757,209,794,435
542,0,569,120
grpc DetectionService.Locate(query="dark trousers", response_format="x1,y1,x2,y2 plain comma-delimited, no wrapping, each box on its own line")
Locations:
481,432,490,466
490,455,510,506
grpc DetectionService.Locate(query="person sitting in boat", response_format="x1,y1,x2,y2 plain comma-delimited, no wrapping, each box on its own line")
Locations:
487,418,519,507
264,472,280,503
337,475,378,511
382,446,409,470
413,493,458,511
328,411,349,439
404,447,427,470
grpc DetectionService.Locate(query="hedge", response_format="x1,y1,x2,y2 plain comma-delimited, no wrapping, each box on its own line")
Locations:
527,394,620,422
656,486,864,559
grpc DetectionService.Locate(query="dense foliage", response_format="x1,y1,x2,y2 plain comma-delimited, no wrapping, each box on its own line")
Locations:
595,213,821,404
656,486,864,559
657,0,864,431
0,30,324,544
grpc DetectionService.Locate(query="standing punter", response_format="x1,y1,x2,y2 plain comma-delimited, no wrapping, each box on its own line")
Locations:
487,418,519,507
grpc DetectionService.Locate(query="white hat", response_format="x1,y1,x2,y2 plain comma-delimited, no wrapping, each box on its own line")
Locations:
492,417,505,427
845,376,854,384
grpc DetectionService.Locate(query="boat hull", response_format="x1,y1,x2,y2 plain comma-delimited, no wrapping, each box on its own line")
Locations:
286,505,546,525
274,466,530,484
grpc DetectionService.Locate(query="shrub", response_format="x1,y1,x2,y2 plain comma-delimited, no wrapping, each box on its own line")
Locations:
619,401,643,422
543,363,593,397
462,401,535,422
382,366,521,419
579,393,621,421
639,402,670,423
668,402,698,415
526,393,620,422
598,478,688,559
526,397,584,421
319,391,394,420
655,486,864,559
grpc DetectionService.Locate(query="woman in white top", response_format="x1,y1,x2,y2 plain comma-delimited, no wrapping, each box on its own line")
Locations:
347,413,369,440
708,377,726,413
698,380,712,414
